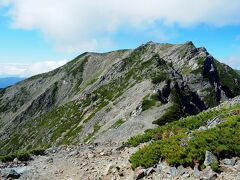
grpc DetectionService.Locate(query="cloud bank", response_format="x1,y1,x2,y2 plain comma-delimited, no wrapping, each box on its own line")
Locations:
0,60,67,77
1,0,240,52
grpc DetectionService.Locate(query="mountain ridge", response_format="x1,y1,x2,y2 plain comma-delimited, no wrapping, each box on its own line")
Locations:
0,41,240,155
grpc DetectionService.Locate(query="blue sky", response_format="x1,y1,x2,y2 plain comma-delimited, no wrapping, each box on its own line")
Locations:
0,0,240,77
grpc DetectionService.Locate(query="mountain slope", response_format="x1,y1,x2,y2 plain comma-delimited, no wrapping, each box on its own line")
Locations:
0,41,240,155
0,77,25,88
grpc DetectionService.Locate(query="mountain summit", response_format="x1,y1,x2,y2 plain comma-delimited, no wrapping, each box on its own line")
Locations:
0,41,240,154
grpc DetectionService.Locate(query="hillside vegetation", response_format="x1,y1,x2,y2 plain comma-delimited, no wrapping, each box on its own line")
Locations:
128,102,240,169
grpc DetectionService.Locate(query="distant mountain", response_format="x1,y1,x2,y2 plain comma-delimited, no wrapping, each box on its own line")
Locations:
236,69,240,74
0,77,25,88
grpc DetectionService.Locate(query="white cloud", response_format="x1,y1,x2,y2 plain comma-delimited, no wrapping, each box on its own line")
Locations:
222,56,240,70
0,60,67,77
1,0,240,52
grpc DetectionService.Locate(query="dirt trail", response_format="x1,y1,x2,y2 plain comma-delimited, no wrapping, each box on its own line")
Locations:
18,144,137,180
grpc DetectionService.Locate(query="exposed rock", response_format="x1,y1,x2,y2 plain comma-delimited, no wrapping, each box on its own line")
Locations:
181,172,190,178
87,153,95,158
0,169,21,179
176,165,188,176
201,166,217,180
234,160,240,172
156,161,170,174
46,147,58,154
144,167,155,176
169,167,177,177
221,158,237,166
46,157,53,163
68,150,79,157
180,136,193,147
193,166,201,178
220,165,237,172
207,118,224,129
204,151,218,167
134,167,145,180
13,158,19,164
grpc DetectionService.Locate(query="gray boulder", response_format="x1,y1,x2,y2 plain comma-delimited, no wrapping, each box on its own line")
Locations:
193,166,200,178
221,158,237,166
176,165,189,176
134,167,145,180
156,161,169,173
204,151,218,167
46,157,53,163
234,160,240,172
201,166,217,180
169,167,177,177
7,169,21,179
68,150,79,157
207,118,224,129
144,167,155,176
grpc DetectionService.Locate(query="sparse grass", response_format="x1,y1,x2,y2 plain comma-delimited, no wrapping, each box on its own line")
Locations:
84,123,101,142
111,119,125,129
0,148,46,162
142,99,156,111
151,73,168,84
141,94,161,111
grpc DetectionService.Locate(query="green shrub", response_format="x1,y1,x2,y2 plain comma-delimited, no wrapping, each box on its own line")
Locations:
142,99,156,111
210,162,220,173
126,130,155,147
126,104,240,147
153,103,183,126
0,148,46,162
30,148,46,156
151,73,167,84
129,142,162,169
129,115,240,169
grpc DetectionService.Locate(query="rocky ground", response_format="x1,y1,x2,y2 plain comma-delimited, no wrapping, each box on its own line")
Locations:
1,142,240,180
0,143,136,180
1,97,240,180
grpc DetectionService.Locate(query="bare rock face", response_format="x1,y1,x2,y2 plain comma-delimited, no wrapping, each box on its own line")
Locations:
0,41,240,155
